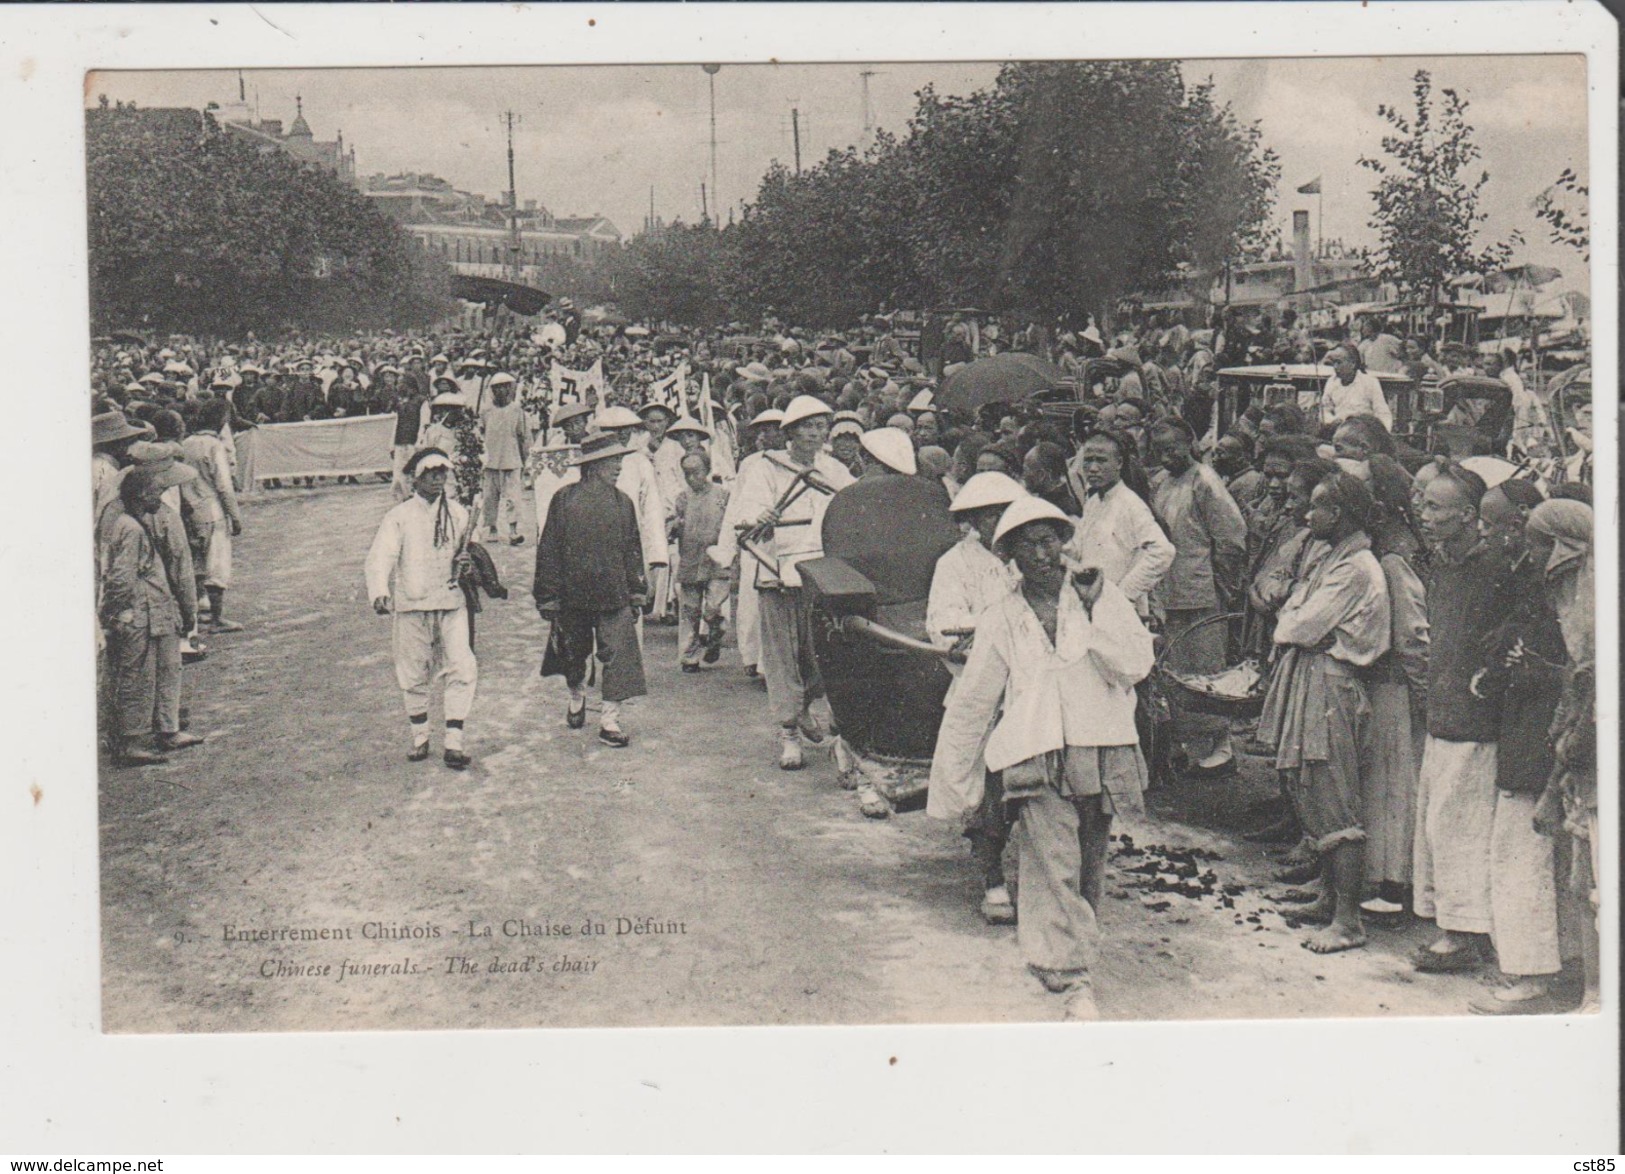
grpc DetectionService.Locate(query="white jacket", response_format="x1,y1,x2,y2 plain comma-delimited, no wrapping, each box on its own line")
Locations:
927,579,1153,821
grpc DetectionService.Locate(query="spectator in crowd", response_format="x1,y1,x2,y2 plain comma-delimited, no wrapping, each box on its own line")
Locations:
1321,346,1393,433
101,464,205,766
1357,317,1407,375
1411,464,1511,975
479,373,531,547
1259,472,1390,952
1149,418,1249,778
179,397,246,632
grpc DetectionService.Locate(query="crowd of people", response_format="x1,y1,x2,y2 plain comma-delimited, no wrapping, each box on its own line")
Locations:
90,303,1598,1022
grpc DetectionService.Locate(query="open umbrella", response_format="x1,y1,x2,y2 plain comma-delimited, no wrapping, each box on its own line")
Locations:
936,352,1065,414
449,275,551,317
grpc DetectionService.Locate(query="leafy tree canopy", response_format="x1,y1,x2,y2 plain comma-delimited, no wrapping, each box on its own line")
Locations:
1358,70,1516,304
87,105,453,336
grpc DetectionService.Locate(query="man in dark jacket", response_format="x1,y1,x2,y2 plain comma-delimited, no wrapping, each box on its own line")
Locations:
1465,478,1570,1013
1411,464,1516,975
533,431,648,748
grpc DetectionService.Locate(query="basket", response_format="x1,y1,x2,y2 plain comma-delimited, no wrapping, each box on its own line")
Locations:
1154,611,1267,720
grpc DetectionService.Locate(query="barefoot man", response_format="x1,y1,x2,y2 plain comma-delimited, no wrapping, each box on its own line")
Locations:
1257,472,1390,954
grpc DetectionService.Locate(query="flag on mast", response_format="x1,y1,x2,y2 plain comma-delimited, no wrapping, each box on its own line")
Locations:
1296,176,1322,195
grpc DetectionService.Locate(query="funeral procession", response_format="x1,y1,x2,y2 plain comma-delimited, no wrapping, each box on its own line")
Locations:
87,59,1601,1031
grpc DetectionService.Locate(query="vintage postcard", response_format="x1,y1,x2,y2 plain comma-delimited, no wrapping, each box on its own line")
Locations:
7,0,1619,1154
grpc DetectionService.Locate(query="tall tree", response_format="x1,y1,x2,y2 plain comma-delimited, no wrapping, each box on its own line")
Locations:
1358,69,1514,305
611,219,733,326
87,105,452,335
1533,167,1589,263
723,61,1280,329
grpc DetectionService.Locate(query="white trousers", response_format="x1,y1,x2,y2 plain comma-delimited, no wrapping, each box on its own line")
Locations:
1489,790,1561,976
1412,737,1496,934
736,565,762,669
392,608,477,721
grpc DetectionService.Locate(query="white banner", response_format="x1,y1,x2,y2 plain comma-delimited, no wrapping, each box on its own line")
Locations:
646,362,689,414
548,358,605,415
251,413,396,481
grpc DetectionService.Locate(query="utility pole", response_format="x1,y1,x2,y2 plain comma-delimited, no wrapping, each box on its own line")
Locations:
701,182,709,225
859,69,878,150
702,65,722,230
503,110,522,284
649,185,656,234
791,106,802,175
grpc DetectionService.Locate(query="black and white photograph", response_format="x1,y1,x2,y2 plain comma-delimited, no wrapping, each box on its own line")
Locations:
84,49,1605,1033
4,0,1618,1155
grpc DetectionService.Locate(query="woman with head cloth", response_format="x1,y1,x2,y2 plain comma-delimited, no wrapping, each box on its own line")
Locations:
1526,498,1598,1013
1462,478,1569,1013
1349,434,1431,913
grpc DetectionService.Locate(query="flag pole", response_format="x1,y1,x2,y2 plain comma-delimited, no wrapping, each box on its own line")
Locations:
1317,187,1323,258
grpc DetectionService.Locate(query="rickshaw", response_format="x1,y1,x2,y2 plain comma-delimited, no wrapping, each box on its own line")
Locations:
1213,363,1421,442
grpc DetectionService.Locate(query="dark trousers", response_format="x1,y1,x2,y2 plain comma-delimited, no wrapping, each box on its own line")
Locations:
543,606,647,703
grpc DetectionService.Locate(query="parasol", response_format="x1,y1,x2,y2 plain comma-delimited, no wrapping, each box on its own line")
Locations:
449,275,551,317
936,352,1066,414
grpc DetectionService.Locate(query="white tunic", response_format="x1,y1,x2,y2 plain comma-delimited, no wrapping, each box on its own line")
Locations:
714,448,854,589
617,447,669,568
1320,370,1393,430
926,534,1019,648
927,580,1154,821
1065,480,1174,616
364,494,470,612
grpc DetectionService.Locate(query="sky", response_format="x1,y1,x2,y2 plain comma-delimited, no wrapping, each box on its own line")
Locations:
89,55,1590,287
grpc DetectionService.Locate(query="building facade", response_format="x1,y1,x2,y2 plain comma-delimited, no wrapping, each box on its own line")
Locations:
215,96,359,188
363,172,621,282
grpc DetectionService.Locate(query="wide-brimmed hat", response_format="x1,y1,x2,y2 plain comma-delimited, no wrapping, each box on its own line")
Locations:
830,419,863,440
551,401,595,426
859,427,917,475
430,391,467,408
667,416,710,438
488,371,517,387
748,408,785,429
637,400,678,420
595,406,642,429
91,411,146,447
950,471,1026,514
907,390,935,413
127,441,198,489
431,374,459,389
735,361,773,382
570,431,635,466
138,372,166,386
993,496,1072,549
781,394,834,429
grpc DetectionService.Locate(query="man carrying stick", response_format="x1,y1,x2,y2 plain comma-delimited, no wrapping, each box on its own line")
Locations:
365,448,478,770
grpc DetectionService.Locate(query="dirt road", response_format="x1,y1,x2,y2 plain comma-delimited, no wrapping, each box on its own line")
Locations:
99,483,1487,1033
